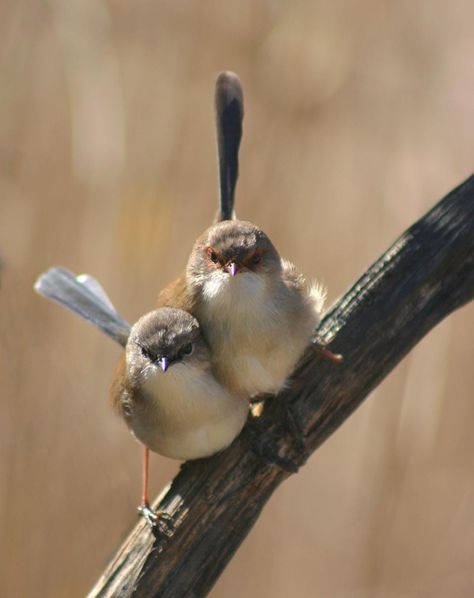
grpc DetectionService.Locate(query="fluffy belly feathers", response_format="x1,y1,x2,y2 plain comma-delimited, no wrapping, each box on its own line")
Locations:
198,272,319,397
128,363,248,460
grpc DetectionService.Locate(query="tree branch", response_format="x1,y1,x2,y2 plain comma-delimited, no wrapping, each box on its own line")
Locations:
88,175,474,598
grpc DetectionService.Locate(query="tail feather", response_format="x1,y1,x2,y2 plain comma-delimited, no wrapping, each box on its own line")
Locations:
34,267,130,347
214,71,244,222
75,273,118,313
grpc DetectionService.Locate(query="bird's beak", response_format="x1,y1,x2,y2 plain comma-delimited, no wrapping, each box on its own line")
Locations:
158,357,169,372
227,262,239,277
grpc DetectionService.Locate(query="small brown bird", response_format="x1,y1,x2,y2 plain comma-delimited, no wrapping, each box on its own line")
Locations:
158,71,340,398
35,268,248,525
182,220,328,397
112,306,248,523
114,308,248,462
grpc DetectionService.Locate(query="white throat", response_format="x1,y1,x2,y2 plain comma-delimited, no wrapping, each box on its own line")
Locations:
201,271,267,316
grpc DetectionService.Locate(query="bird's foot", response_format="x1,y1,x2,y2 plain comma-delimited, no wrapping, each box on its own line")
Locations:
310,339,343,363
138,502,159,528
138,503,175,538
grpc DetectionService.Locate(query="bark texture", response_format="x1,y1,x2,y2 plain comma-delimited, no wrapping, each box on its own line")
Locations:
88,175,474,598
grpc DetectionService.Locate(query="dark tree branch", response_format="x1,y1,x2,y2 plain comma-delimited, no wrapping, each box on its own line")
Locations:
88,175,474,598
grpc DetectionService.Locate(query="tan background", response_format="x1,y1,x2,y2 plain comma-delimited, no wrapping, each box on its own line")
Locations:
1,1,473,596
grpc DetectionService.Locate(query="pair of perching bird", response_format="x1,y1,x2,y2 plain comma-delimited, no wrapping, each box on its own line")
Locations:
35,72,341,526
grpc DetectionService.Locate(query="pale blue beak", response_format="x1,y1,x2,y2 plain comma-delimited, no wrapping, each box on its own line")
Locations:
159,357,169,372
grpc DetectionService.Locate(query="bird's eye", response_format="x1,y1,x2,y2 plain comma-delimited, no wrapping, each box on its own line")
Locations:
252,253,262,265
141,346,156,361
209,250,219,264
181,343,193,356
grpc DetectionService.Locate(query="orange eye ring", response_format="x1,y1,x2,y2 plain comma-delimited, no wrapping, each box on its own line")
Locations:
206,247,221,265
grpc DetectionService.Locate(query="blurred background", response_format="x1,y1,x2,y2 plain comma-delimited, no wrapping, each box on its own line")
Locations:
1,1,473,596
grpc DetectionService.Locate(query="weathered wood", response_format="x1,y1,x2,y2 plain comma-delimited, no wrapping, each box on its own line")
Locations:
88,175,474,598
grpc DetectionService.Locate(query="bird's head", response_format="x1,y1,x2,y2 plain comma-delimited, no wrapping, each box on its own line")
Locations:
126,308,209,383
186,220,282,300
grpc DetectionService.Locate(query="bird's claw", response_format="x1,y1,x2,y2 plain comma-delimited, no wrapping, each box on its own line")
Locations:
310,339,343,363
138,503,176,539
138,502,159,528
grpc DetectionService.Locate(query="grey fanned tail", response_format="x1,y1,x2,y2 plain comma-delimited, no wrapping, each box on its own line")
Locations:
34,267,130,347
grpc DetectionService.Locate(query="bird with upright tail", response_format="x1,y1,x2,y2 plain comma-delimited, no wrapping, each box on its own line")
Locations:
159,70,341,399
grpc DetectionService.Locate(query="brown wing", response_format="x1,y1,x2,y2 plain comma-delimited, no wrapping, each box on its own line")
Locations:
156,273,196,313
109,353,131,419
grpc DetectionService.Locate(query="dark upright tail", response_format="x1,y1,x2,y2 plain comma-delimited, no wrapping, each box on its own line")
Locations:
214,71,244,222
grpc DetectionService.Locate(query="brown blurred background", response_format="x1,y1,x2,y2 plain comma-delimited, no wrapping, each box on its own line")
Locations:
1,1,473,596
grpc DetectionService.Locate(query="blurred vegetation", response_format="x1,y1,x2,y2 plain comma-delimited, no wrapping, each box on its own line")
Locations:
0,1,473,597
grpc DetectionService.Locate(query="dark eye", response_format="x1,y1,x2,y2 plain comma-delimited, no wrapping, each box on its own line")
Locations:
252,253,262,265
181,343,193,356
209,250,219,264
141,346,156,361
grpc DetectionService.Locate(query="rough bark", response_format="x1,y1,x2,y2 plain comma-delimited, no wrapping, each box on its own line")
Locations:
88,175,474,598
